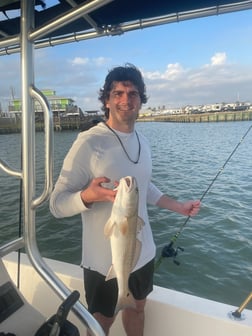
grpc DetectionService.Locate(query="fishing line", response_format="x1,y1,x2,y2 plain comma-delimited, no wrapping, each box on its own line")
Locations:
155,122,252,270
17,142,23,289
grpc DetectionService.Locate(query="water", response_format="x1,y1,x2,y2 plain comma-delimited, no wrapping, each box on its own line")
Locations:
1,121,252,309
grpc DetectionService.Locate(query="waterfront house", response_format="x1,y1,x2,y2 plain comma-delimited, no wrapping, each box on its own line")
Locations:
8,89,83,121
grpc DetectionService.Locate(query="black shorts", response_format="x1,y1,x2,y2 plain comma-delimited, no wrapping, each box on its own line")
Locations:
83,259,154,317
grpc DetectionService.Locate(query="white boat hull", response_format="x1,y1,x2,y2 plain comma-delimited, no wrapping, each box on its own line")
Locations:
2,253,252,336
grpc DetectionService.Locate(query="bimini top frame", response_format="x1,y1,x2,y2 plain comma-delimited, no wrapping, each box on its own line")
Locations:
1,0,252,55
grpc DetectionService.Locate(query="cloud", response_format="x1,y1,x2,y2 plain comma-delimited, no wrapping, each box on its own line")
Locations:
0,54,20,110
144,63,186,81
210,52,227,66
1,49,252,112
94,57,110,66
163,63,186,80
71,57,89,65
71,56,109,67
141,52,252,108
144,70,161,80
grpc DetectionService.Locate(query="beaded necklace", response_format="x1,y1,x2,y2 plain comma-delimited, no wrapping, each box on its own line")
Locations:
104,122,141,164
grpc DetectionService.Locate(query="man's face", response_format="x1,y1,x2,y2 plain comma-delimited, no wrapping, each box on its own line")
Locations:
106,81,141,125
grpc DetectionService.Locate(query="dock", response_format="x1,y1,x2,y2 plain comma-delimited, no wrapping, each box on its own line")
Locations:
0,115,103,134
138,109,252,123
1,110,252,134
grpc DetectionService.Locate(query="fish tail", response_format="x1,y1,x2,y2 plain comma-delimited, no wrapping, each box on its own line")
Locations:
114,291,136,315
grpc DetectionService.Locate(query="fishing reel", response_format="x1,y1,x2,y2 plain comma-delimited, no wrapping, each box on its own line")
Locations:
161,241,184,266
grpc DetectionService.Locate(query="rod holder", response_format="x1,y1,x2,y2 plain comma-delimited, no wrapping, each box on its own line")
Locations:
230,292,252,320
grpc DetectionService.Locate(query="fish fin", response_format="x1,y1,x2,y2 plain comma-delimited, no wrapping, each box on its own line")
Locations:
137,217,145,233
104,218,115,237
131,239,142,270
114,290,136,315
119,218,129,235
105,265,117,281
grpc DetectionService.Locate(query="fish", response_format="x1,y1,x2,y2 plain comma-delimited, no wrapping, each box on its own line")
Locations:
104,176,144,315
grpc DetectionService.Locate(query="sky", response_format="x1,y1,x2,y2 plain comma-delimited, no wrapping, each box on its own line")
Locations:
1,6,252,112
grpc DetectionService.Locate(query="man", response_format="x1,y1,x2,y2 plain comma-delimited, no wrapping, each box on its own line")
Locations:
50,63,200,335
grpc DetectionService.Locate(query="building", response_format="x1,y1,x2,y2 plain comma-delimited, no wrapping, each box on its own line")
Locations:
8,89,82,122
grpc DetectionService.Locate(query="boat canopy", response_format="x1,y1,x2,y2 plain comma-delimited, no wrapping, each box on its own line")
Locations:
1,0,252,55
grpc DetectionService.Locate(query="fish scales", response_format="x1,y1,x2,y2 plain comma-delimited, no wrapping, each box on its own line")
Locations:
104,176,144,315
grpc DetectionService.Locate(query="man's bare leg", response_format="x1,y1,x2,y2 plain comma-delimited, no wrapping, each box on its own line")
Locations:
121,299,146,336
87,312,115,336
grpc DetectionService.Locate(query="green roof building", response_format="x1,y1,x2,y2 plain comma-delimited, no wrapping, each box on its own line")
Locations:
8,89,79,118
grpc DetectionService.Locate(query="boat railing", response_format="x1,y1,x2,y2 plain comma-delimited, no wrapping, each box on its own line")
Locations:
0,1,106,335
0,83,104,335
0,238,25,258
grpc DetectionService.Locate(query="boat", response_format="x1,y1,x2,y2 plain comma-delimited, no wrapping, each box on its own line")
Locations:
1,1,252,335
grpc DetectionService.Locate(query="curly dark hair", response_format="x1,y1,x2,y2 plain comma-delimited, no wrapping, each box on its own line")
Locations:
98,63,148,118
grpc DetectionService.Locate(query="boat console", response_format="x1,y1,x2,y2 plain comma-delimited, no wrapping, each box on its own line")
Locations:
0,258,80,336
0,258,45,336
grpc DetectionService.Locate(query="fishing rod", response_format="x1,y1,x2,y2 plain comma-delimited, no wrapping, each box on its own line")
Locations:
155,122,252,270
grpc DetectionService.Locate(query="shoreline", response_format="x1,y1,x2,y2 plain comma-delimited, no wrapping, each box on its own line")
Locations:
0,116,103,134
138,109,252,123
1,110,252,134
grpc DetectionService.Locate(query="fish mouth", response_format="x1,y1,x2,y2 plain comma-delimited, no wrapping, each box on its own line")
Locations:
123,176,136,191
125,176,132,187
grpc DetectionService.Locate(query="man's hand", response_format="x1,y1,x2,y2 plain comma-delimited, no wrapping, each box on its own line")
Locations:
181,200,201,217
80,177,117,207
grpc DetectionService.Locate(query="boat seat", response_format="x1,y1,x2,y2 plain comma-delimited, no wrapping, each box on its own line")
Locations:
0,258,80,336
0,258,45,336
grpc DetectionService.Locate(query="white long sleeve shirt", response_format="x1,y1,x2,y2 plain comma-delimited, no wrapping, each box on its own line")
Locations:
50,122,163,276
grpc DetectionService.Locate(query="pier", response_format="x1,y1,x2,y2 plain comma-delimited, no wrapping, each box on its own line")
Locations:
0,115,103,134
